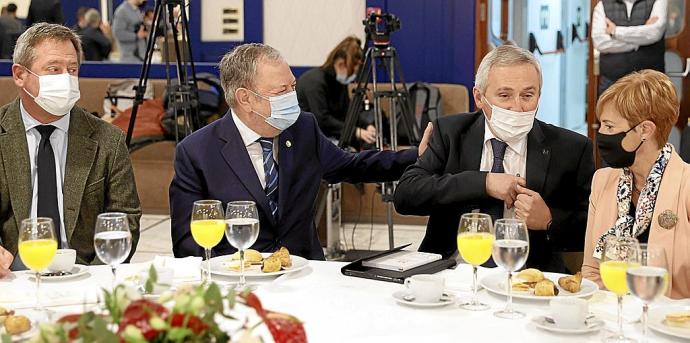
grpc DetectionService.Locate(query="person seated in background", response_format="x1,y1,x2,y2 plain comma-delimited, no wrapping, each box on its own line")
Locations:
582,70,690,299
80,8,112,61
72,6,89,34
394,43,595,272
0,23,141,275
169,43,431,260
0,3,24,35
296,36,377,146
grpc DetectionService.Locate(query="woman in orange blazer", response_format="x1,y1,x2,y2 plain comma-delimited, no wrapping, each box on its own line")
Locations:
582,70,690,299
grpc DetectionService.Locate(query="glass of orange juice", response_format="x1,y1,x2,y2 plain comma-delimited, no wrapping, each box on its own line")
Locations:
457,213,494,311
18,217,58,312
191,200,225,284
600,235,640,343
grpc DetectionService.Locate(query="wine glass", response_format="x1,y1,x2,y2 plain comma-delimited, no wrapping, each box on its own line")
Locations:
93,212,132,289
492,218,529,319
457,212,494,311
600,236,640,343
626,244,668,341
191,200,225,284
18,217,58,312
225,201,260,290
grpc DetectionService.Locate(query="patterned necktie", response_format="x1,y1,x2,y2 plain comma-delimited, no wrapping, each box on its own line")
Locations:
36,125,61,247
258,138,279,220
487,138,509,223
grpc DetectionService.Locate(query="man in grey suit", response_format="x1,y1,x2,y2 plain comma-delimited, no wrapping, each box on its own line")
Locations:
112,0,147,62
0,23,142,275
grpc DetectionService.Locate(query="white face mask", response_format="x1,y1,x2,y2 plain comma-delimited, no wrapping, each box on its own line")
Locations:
484,97,537,142
336,72,356,85
23,68,80,116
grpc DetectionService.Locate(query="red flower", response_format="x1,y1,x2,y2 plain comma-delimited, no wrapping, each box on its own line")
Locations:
118,299,169,340
242,293,307,343
169,313,208,335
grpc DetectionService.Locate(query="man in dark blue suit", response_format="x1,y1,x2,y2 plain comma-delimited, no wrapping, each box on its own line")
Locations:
169,43,431,260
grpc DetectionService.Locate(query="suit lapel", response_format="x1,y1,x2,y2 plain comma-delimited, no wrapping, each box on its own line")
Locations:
525,121,550,194
459,112,485,172
0,99,32,240
277,128,295,226
217,115,275,226
63,109,97,241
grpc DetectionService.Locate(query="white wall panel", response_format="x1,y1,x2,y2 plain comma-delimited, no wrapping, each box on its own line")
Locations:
264,0,366,67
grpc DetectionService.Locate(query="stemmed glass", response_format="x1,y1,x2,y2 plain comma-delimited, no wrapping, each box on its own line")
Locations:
190,200,225,284
626,244,668,341
225,201,260,290
492,218,529,319
93,212,132,290
18,217,58,313
457,213,494,311
600,236,640,343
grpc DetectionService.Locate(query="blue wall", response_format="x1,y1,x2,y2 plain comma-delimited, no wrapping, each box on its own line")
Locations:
26,0,476,91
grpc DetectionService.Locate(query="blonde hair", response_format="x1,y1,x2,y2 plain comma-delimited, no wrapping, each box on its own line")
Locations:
596,70,679,148
218,43,284,108
13,23,83,67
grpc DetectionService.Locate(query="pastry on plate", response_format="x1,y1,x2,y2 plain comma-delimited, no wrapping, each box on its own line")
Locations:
0,306,12,325
272,247,292,268
534,279,559,296
517,268,544,283
262,255,282,273
558,272,583,293
230,249,263,264
665,311,690,328
511,282,531,292
4,315,31,335
226,260,251,272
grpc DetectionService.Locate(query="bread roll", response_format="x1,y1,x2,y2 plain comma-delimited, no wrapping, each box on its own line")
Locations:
665,311,690,328
262,255,282,273
534,279,559,296
558,272,583,293
4,315,31,335
517,268,545,283
230,249,263,264
273,247,292,268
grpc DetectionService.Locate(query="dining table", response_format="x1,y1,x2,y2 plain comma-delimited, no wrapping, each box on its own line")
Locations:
1,259,688,343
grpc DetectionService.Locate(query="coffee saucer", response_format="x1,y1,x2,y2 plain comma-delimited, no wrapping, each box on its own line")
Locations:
531,315,605,334
392,290,455,308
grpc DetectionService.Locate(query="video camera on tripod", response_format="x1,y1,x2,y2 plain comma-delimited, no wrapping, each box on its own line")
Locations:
364,12,401,48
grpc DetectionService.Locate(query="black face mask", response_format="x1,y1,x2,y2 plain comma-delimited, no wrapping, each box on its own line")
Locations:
596,123,643,168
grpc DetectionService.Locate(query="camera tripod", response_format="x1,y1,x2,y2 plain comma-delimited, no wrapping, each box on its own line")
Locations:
125,0,199,147
339,41,420,250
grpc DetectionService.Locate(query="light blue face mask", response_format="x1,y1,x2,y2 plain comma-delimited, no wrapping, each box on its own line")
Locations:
336,72,356,85
248,89,301,130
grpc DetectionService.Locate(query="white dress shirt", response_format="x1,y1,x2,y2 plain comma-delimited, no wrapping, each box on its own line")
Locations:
479,121,527,219
592,0,667,54
231,110,278,189
21,101,70,248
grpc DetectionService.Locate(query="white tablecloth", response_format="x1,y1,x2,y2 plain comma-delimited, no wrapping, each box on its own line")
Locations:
1,261,688,343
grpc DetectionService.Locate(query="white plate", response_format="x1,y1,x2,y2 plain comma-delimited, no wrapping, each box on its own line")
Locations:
30,265,89,281
648,305,690,340
531,315,605,334
392,290,455,308
203,253,308,277
480,272,598,300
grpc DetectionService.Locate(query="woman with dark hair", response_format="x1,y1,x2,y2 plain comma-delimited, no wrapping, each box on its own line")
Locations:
297,36,376,144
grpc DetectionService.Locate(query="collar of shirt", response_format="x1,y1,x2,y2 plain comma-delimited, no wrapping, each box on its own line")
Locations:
20,101,70,134
231,109,262,147
482,120,527,157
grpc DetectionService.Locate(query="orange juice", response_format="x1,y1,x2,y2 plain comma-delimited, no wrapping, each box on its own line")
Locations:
601,260,639,296
457,232,494,266
18,239,57,271
191,219,226,248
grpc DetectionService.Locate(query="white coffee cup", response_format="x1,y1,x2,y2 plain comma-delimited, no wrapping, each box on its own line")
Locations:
549,297,588,329
404,274,445,303
48,249,76,272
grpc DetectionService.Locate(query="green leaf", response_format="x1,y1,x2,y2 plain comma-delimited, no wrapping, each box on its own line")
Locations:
2,334,12,343
145,264,158,294
122,325,147,343
166,327,193,342
204,283,223,313
226,287,236,309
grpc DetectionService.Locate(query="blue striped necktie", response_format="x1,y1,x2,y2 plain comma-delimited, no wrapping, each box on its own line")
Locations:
258,138,279,220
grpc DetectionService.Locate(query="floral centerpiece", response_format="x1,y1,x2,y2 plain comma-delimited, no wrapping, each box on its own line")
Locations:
23,266,307,343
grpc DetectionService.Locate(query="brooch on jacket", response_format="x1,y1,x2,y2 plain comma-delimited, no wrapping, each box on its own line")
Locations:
658,210,678,230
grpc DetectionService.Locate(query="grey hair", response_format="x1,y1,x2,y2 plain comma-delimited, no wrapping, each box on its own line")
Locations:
85,9,102,28
218,43,285,108
474,43,542,93
13,23,83,67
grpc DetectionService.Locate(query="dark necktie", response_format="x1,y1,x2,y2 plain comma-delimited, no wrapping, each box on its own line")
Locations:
36,125,61,247
258,138,279,220
487,138,509,222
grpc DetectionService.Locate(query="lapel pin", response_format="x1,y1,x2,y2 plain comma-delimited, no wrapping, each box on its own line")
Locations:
285,140,292,148
658,210,678,230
